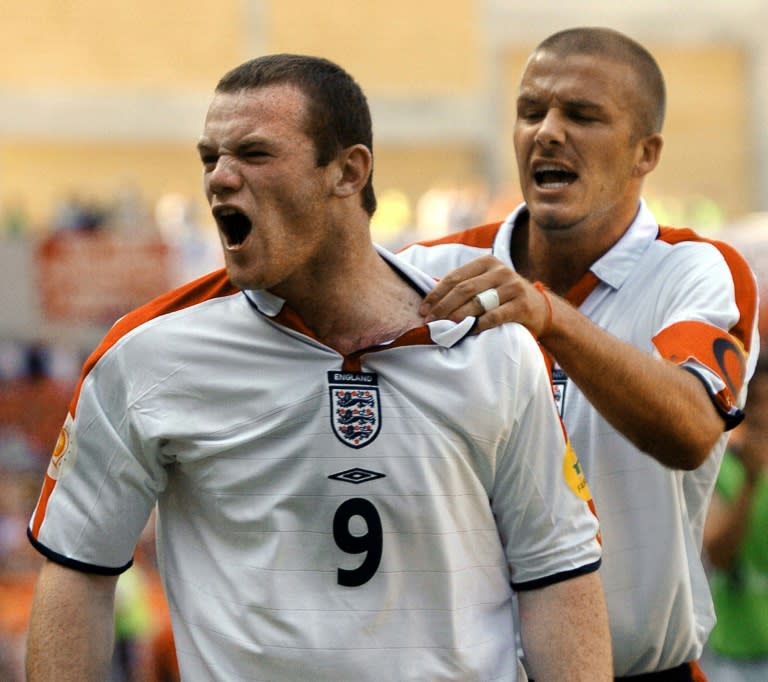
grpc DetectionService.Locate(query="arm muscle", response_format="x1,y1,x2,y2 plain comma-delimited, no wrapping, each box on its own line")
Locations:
26,560,118,682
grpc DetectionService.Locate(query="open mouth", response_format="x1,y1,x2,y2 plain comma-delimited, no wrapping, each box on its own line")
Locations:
534,164,578,189
214,207,252,247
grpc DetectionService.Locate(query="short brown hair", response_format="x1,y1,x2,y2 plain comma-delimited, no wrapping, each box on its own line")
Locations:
216,54,377,216
534,27,666,136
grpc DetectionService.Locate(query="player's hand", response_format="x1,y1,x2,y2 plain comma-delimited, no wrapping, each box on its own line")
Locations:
418,255,553,336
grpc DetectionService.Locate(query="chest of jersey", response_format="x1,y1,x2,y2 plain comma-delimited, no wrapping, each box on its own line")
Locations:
142,313,520,674
148,332,506,535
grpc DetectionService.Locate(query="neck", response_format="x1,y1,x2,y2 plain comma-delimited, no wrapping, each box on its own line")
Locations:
510,215,583,295
512,205,636,295
280,245,425,354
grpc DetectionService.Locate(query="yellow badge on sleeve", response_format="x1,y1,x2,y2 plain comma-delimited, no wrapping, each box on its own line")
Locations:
563,440,592,502
47,412,77,481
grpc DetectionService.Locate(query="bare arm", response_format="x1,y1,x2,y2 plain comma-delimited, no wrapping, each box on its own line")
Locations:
538,292,722,469
26,559,118,682
518,571,612,681
420,256,723,470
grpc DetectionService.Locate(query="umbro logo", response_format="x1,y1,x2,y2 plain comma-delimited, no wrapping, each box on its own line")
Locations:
328,468,386,484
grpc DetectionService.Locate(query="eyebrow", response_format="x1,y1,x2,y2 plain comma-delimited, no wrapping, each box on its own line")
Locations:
196,134,274,154
517,93,603,109
563,98,604,111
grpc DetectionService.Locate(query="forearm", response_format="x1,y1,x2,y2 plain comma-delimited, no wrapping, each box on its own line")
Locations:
518,572,612,681
541,294,723,470
417,256,725,468
26,560,118,682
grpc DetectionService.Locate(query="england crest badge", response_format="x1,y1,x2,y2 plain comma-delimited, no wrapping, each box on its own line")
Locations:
328,370,381,448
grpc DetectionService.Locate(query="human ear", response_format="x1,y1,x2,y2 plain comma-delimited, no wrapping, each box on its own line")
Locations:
633,133,663,178
331,144,373,199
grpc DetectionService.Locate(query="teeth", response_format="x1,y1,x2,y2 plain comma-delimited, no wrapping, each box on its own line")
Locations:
534,164,577,189
536,164,570,173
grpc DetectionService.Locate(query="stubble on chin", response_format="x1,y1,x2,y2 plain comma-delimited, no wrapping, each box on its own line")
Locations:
529,207,578,233
222,254,260,291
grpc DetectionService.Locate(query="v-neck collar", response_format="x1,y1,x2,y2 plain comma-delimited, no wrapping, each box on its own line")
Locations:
241,244,478,351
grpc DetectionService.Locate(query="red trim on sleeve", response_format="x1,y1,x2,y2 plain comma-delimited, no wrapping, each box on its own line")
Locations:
29,474,57,539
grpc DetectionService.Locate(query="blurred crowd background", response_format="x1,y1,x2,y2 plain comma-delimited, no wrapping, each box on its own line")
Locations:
3,1,768,680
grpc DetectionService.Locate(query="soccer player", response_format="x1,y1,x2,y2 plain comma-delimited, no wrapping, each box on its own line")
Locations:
399,27,759,681
24,54,611,681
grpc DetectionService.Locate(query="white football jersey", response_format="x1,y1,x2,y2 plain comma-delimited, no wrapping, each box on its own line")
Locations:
399,201,760,676
29,247,601,682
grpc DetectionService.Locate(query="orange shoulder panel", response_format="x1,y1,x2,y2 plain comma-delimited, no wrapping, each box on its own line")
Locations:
31,269,237,540
400,221,503,250
657,226,758,354
68,269,237,417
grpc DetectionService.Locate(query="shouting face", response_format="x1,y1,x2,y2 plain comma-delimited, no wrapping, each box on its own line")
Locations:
197,84,340,293
514,51,661,246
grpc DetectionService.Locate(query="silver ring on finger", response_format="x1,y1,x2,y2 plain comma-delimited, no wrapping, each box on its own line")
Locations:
473,288,500,313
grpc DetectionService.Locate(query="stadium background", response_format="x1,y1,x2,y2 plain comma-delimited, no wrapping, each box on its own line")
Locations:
1,1,768,679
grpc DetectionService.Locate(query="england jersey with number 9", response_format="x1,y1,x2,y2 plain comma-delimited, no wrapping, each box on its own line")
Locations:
29,249,601,681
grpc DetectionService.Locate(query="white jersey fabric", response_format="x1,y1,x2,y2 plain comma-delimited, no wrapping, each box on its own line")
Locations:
29,246,601,682
399,201,760,676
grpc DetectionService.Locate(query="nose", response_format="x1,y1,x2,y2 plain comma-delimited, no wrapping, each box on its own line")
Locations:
534,109,566,147
206,155,243,196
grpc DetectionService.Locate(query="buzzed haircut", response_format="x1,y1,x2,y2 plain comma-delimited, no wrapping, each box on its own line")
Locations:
216,54,377,216
535,27,666,136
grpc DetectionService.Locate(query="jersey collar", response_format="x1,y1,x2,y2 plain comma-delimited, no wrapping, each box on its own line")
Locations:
494,199,658,291
242,244,476,349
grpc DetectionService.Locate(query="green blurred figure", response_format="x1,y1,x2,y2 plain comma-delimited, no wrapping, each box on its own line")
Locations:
703,351,768,681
